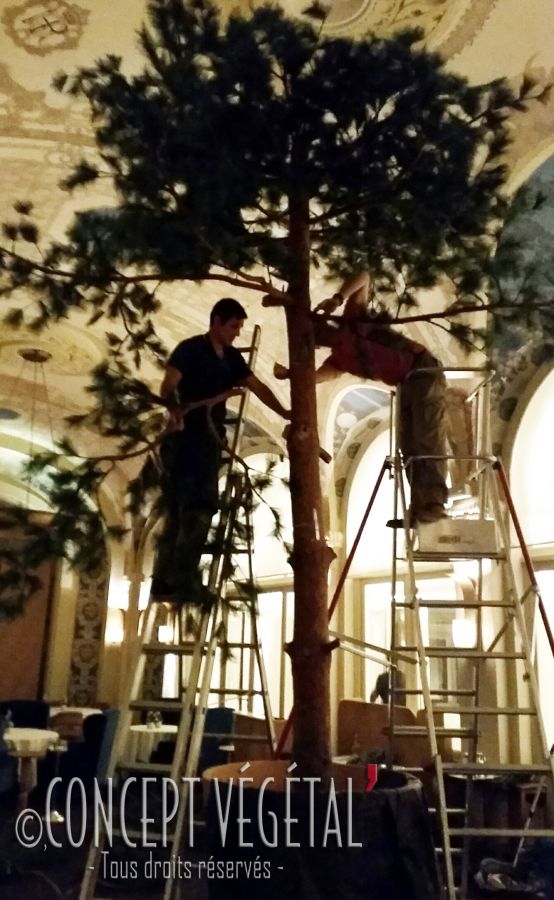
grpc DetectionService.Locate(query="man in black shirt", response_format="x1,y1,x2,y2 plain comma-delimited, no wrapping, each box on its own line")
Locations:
370,668,407,706
151,297,290,603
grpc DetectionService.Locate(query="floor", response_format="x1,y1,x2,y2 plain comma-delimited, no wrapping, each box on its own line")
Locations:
0,787,551,899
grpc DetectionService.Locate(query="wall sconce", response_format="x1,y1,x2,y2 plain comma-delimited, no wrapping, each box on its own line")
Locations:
108,576,131,610
139,577,152,611
105,607,125,645
452,616,477,649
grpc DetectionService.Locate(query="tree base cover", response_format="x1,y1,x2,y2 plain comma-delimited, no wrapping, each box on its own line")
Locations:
203,762,441,900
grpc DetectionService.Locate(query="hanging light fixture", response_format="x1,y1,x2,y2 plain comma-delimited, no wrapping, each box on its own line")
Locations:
17,348,54,453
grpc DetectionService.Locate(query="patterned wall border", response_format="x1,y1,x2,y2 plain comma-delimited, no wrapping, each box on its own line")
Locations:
68,563,108,705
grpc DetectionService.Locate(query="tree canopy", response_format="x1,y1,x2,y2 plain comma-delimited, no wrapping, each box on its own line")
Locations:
2,0,551,352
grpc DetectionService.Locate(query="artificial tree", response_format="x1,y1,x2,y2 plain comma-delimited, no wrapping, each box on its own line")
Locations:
0,0,552,775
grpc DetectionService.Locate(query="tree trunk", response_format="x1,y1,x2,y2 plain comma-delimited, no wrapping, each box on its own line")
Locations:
285,193,333,777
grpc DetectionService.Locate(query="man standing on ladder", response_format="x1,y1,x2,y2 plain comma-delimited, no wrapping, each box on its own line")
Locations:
151,297,290,604
276,272,449,525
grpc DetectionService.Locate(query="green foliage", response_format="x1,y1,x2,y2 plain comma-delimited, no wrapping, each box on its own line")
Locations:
0,0,552,615
1,0,547,336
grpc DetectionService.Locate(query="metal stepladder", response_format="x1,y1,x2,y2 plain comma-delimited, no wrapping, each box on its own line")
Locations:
80,325,276,900
386,367,554,899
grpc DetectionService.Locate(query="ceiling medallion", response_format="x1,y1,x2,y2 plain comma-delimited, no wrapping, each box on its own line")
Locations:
325,0,451,36
2,0,89,56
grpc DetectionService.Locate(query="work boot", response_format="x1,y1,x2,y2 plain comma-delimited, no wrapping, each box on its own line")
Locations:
412,503,449,525
386,504,448,529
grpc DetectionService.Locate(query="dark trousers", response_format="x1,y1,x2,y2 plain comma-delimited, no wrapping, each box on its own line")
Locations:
399,351,448,513
152,432,221,598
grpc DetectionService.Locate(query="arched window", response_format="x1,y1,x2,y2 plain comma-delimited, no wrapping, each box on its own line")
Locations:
511,369,554,746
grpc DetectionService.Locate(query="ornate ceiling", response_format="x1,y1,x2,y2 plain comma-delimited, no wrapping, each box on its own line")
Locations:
0,0,553,506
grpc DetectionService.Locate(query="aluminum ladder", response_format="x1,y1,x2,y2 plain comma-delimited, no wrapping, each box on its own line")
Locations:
387,369,554,899
80,325,276,900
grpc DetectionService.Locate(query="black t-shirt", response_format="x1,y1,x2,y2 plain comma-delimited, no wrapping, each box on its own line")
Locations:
168,334,252,436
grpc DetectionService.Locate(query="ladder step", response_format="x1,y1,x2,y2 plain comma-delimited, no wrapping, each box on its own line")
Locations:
432,706,536,716
143,642,200,654
429,808,467,816
205,733,270,743
400,689,477,696
443,762,552,775
142,641,258,654
208,688,263,695
450,828,554,838
412,551,504,562
390,726,477,737
395,601,514,609
401,647,525,659
130,700,184,712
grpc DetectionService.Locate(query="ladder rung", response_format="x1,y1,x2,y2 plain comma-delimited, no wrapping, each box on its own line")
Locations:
400,689,477,696
433,706,536,716
141,641,257,654
143,642,200,654
401,647,525,659
443,762,552,775
130,700,184,712
204,733,270,743
412,551,504,562
395,601,514,609
429,808,467,815
390,726,477,737
450,827,554,838
208,688,263,695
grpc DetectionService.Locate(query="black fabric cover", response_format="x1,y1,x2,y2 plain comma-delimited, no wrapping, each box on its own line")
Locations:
204,770,441,900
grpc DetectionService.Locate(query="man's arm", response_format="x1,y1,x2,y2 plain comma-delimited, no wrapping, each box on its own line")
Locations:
160,365,182,401
315,271,371,318
315,357,342,384
160,365,184,431
242,374,290,420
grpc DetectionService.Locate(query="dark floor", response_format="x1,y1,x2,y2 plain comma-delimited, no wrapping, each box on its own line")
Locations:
0,789,212,900
0,789,551,900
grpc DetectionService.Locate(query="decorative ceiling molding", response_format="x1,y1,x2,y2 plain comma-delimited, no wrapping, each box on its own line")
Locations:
504,62,554,192
434,0,499,58
0,63,93,144
2,1,89,57
322,0,477,44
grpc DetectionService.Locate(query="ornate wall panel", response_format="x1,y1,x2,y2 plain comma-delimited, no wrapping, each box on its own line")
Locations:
68,564,108,705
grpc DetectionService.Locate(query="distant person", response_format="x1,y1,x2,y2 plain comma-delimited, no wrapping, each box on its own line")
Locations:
371,668,407,706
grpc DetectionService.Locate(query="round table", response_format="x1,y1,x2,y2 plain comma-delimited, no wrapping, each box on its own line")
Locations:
127,724,178,762
4,727,59,810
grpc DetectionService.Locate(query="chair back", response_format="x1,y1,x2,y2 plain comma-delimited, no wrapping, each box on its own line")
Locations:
0,699,49,728
336,699,416,757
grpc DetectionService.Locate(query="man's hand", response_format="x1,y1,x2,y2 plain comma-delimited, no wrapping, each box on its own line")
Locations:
314,295,343,315
165,408,184,433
